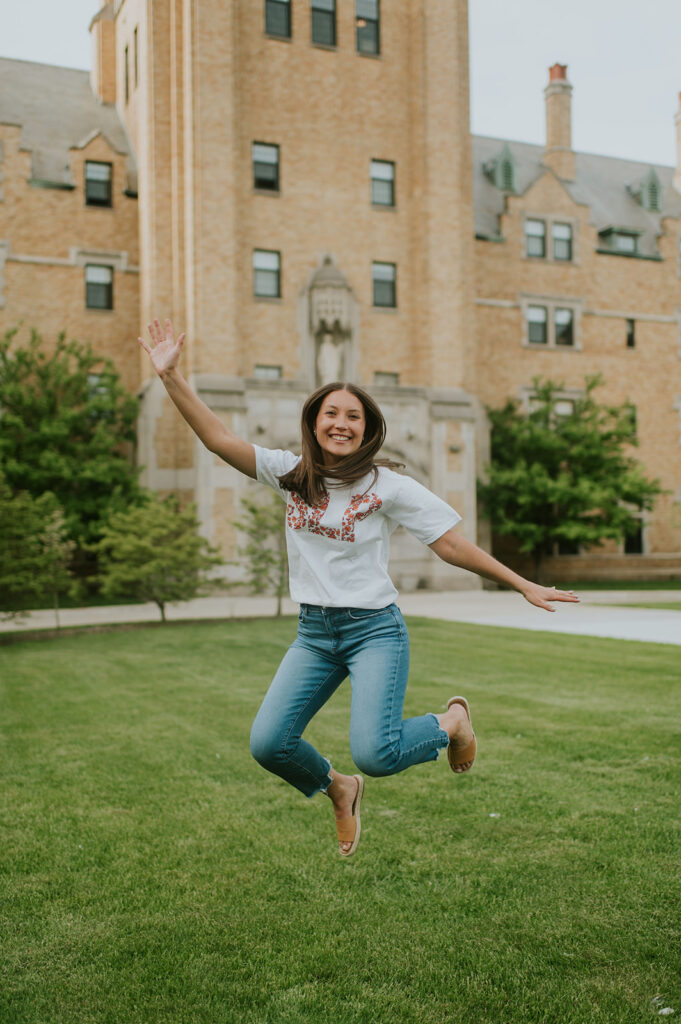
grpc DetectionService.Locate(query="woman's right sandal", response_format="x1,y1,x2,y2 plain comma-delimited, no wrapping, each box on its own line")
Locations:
336,775,364,857
446,696,477,773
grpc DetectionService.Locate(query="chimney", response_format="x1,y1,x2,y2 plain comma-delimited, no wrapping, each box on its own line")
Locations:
674,93,681,193
543,63,575,181
89,3,116,105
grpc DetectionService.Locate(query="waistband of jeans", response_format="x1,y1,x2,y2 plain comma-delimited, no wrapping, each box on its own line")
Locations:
299,603,395,614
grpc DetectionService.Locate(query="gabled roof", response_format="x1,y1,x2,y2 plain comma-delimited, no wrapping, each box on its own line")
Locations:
473,135,681,258
0,57,137,193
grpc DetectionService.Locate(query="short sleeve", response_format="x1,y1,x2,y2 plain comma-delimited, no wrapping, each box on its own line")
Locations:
254,445,301,499
386,473,461,545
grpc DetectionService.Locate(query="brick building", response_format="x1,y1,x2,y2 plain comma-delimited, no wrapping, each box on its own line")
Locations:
1,2,679,583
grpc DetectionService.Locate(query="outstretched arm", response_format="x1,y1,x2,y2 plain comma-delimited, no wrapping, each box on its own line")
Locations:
139,318,257,479
429,530,580,612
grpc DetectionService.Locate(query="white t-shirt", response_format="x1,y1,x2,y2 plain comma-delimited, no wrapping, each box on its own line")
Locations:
254,445,461,608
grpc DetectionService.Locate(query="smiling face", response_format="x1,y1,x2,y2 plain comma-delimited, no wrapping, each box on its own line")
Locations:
314,389,366,466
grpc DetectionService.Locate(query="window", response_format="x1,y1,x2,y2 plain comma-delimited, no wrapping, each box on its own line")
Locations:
356,0,379,55
312,0,336,46
372,262,396,307
85,162,113,207
598,229,639,256
252,143,280,191
554,399,575,417
85,265,113,310
557,538,580,555
253,250,281,297
254,364,282,380
525,219,546,258
554,308,574,347
133,27,139,88
124,45,129,103
371,160,395,206
624,523,643,555
615,233,637,254
552,223,572,261
527,305,548,344
374,371,399,385
626,319,636,349
524,299,580,348
266,0,291,38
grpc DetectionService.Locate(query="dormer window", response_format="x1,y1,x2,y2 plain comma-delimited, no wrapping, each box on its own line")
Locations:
597,228,641,256
629,168,663,213
485,144,516,193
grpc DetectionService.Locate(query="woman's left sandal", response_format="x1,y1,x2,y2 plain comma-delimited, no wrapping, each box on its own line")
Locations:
336,775,364,858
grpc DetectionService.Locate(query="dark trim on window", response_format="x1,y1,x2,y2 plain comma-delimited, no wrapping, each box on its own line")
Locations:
356,0,380,55
85,161,113,208
265,0,291,39
85,264,114,310
312,1,336,46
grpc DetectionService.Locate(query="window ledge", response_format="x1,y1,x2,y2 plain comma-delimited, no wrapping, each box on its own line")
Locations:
595,248,662,262
372,305,399,314
522,341,582,352
371,203,397,212
357,50,381,59
311,42,337,52
254,295,283,303
265,33,293,43
253,188,281,197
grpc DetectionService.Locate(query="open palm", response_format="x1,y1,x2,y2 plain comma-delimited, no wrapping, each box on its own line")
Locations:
138,318,185,376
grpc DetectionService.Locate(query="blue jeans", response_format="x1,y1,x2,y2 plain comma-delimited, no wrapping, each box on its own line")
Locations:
249,603,450,797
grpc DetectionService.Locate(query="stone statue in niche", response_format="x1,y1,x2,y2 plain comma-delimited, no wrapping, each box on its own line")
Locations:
315,326,345,386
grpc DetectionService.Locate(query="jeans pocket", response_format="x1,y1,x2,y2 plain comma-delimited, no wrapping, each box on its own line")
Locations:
347,607,390,621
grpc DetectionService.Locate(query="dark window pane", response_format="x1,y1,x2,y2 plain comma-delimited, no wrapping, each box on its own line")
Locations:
624,524,643,554
527,306,547,344
312,4,335,45
254,162,278,190
85,265,113,309
86,162,112,207
356,0,379,54
357,19,379,53
371,178,393,205
266,0,291,38
557,539,580,555
253,250,281,297
626,319,636,348
525,219,546,258
555,308,574,346
372,263,396,307
553,223,572,261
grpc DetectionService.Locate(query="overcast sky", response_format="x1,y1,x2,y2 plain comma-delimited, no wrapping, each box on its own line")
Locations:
2,0,680,167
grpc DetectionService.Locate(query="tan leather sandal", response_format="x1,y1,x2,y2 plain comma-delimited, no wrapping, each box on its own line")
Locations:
446,696,477,773
336,775,364,857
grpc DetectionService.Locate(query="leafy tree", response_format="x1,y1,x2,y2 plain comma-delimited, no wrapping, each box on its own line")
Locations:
233,492,288,617
94,494,224,622
0,328,141,554
477,376,663,580
0,476,74,623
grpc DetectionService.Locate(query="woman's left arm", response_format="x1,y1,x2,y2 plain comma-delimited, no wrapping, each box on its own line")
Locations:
428,530,580,612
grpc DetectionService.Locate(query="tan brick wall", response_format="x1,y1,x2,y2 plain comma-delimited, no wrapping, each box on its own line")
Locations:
474,168,681,558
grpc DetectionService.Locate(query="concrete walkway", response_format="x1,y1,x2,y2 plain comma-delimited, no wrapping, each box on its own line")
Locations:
3,589,680,646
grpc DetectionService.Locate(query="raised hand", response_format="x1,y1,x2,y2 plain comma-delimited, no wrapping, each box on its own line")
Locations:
520,583,580,612
138,318,185,377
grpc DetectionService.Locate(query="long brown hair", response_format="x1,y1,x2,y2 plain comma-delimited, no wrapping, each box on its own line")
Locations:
277,381,403,506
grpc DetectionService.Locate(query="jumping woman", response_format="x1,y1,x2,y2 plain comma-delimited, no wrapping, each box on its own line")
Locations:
140,318,579,857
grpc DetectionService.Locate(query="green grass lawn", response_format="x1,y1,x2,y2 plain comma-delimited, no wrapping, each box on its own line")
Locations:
1,619,680,1024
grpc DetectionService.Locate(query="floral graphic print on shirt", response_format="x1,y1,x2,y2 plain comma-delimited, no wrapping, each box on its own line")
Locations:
286,490,382,543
